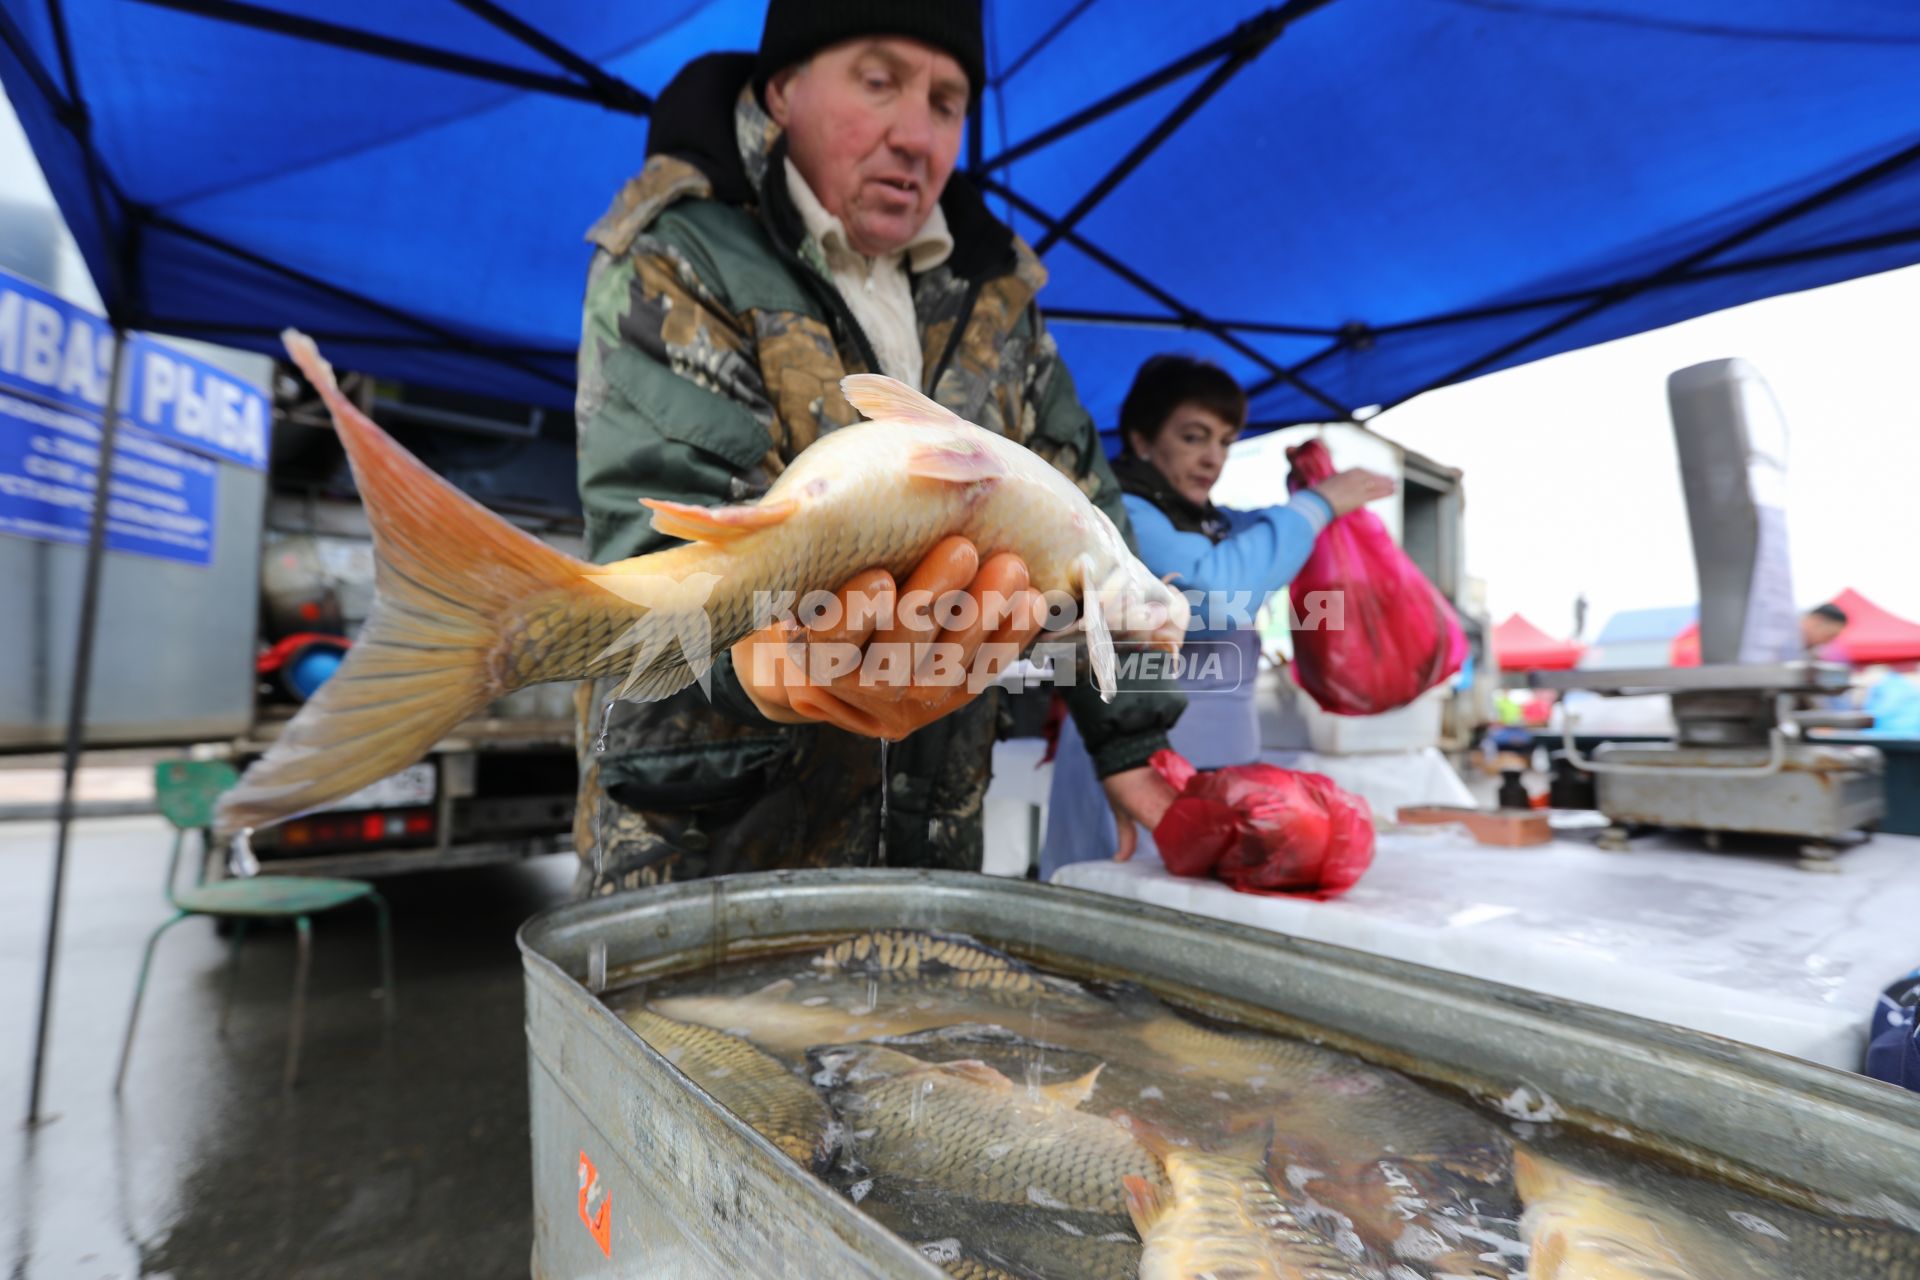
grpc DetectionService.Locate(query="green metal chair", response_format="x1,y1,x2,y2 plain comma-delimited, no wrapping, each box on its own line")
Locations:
115,760,395,1092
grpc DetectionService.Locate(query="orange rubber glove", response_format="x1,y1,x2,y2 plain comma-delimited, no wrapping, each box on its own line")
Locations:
733,535,1045,740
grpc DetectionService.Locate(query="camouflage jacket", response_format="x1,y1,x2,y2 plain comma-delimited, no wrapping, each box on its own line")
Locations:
571,54,1183,892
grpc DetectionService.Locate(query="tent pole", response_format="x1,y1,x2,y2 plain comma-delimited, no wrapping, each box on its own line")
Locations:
26,328,128,1126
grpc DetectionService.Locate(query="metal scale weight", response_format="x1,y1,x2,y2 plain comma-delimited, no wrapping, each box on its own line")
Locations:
1530,359,1884,857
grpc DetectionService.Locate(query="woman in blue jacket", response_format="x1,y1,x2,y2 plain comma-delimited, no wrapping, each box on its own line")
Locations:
1040,355,1394,879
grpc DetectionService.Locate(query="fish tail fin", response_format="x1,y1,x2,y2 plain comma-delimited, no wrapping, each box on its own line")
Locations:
216,331,607,833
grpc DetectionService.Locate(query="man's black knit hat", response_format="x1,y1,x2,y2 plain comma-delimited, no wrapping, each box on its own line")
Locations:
754,1,985,101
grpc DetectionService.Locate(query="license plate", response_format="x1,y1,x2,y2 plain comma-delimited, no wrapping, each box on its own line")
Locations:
329,762,436,811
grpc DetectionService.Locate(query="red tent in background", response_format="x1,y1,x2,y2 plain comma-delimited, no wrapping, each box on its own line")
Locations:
1829,589,1920,665
1668,591,1920,665
1670,622,1700,667
1493,614,1585,672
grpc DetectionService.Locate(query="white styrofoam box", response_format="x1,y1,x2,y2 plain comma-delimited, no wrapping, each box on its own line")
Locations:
1279,664,1445,755
1256,665,1314,751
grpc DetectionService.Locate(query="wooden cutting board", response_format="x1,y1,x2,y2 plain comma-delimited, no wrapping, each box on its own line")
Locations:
1394,806,1554,847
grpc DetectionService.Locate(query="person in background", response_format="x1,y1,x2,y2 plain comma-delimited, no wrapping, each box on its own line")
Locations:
1861,666,1920,737
1802,602,1850,658
1039,355,1393,879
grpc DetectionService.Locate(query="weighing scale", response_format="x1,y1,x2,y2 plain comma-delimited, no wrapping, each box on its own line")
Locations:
1529,359,1883,854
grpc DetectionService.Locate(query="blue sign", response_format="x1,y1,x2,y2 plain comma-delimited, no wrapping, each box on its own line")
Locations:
0,266,269,471
126,334,270,472
0,270,116,418
0,391,218,566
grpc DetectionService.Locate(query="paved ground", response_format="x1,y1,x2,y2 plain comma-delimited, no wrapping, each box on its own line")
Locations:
2,814,576,1279
0,757,159,821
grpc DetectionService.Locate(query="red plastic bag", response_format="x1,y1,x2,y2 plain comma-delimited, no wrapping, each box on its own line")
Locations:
1149,750,1374,898
1286,439,1467,715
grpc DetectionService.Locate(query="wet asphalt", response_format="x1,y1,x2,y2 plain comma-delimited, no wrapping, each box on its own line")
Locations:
2,815,576,1279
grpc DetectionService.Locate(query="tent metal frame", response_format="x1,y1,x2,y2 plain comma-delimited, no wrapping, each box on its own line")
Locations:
7,1,1917,422
126,0,652,114
13,0,1920,1119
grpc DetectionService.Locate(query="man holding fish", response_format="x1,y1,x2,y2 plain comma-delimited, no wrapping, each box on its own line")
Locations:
570,1,1188,891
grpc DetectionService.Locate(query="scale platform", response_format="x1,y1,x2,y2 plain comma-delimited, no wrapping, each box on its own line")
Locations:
1530,662,1884,851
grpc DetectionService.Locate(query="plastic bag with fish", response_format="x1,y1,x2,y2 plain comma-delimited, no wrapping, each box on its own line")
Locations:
1150,750,1374,897
1284,437,1467,715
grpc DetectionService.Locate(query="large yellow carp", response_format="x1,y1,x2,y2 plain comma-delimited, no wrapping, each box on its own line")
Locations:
217,332,1188,832
819,1044,1164,1218
617,1005,833,1170
1120,1116,1375,1280
1516,1147,1920,1280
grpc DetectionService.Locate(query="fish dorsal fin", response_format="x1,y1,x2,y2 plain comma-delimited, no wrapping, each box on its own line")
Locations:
641,497,797,544
907,440,1005,485
1122,1175,1167,1237
842,374,966,427
1040,1064,1104,1110
935,1059,1013,1090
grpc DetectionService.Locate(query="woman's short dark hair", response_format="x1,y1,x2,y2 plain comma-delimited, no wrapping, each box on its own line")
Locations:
1119,355,1248,452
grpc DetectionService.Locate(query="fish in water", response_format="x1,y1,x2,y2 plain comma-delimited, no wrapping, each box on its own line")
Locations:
1131,1009,1358,1086
617,1005,833,1170
933,1257,1021,1280
1120,1116,1375,1280
1281,1151,1519,1280
820,1045,1166,1218
648,978,977,1059
816,930,1030,981
814,930,1099,1009
216,332,1188,832
860,1180,1141,1280
1135,1007,1518,1275
1515,1146,1920,1280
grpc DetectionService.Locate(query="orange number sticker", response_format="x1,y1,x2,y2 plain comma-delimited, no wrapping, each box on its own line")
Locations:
577,1149,612,1257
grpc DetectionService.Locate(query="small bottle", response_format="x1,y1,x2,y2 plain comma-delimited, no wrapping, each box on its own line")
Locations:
1497,768,1530,811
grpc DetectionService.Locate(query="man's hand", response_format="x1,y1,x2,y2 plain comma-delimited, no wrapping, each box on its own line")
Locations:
1310,467,1396,518
733,535,1045,740
1104,764,1180,862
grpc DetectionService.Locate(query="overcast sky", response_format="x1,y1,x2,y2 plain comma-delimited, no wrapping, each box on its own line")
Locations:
1367,264,1920,638
6,86,1916,640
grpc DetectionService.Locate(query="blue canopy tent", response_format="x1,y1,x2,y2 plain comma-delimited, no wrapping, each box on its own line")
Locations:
7,1,1920,1120
3,0,1919,434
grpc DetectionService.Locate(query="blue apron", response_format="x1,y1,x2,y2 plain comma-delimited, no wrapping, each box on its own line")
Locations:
1039,629,1261,880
